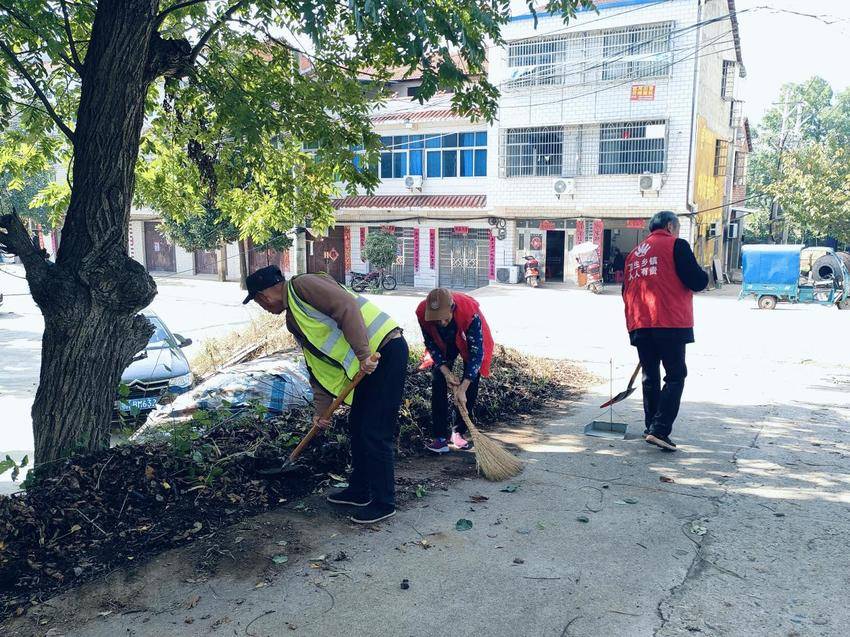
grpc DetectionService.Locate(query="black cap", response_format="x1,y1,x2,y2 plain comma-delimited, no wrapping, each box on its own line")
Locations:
243,265,285,304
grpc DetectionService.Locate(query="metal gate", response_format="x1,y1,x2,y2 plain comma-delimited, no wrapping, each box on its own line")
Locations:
368,227,414,286
438,228,490,289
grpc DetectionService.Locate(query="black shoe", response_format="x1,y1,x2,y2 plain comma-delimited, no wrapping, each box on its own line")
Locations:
646,433,677,452
327,487,371,507
349,503,396,524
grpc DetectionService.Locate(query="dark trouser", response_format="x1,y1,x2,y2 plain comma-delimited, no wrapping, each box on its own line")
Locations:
431,358,480,439
347,336,409,508
635,337,688,438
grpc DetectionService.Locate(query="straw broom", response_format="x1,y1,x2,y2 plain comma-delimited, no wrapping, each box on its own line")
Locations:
455,399,523,481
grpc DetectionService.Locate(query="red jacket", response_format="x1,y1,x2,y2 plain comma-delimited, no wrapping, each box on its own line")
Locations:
623,230,694,332
416,292,494,377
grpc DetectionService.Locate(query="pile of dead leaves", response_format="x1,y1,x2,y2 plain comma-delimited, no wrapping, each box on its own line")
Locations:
0,347,591,619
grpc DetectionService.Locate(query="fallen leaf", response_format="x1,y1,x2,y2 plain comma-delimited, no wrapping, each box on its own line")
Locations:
455,519,473,532
161,481,171,490
468,495,489,503
276,540,288,547
97,611,112,617
513,558,525,564
659,476,675,483
500,485,519,493
328,473,345,482
69,524,81,533
576,515,590,523
623,497,638,504
144,465,155,480
185,595,201,609
271,554,289,565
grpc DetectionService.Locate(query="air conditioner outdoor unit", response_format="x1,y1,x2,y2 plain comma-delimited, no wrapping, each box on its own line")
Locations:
553,178,575,199
404,175,423,191
727,222,739,239
638,173,663,193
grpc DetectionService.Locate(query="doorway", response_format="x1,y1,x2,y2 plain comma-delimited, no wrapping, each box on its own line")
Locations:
143,222,176,272
194,249,218,275
545,230,565,282
306,226,345,283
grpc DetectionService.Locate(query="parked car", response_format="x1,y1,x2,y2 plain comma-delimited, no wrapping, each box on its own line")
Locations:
113,310,194,428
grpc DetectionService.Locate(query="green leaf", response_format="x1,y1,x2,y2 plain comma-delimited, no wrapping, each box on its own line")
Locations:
19,455,28,468
0,459,15,475
118,383,130,398
455,518,473,532
415,484,427,499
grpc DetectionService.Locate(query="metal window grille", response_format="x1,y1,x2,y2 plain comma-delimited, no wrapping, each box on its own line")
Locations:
714,139,730,177
598,120,666,175
499,126,584,178
733,151,747,186
721,60,736,100
601,23,673,81
505,22,672,90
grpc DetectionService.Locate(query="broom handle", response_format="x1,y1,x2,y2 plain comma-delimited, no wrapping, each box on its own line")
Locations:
626,362,642,389
455,399,479,435
287,353,380,464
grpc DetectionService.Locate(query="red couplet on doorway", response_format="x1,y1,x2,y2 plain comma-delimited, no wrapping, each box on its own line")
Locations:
626,219,645,229
453,226,469,235
539,220,556,231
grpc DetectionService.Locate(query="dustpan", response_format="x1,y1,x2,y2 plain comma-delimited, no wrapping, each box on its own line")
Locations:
584,359,632,439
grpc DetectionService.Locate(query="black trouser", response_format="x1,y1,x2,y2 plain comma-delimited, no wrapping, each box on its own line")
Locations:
347,336,408,508
431,357,480,439
634,336,688,438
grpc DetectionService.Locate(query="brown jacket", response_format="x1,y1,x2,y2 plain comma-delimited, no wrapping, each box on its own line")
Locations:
285,274,371,415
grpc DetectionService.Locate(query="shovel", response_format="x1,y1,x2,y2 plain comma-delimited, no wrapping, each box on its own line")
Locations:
255,353,379,476
599,362,641,408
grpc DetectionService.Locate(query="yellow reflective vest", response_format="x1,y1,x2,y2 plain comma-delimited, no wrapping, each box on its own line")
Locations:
287,274,399,404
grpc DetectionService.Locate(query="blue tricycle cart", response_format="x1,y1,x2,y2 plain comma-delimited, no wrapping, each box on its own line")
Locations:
741,244,850,310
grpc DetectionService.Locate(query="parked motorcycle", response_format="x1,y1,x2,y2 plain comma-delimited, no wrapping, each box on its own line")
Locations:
572,242,603,294
523,255,541,288
350,269,397,292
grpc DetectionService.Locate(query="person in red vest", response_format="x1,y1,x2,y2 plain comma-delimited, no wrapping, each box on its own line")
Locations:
622,211,708,452
416,288,494,454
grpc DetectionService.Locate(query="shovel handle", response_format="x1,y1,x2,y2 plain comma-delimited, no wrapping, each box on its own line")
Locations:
286,353,380,465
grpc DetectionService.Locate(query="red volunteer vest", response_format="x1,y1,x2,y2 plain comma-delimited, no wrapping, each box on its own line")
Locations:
623,230,694,332
416,292,494,377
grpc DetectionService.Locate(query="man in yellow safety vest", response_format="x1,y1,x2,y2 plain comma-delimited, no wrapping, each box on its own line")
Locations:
243,265,408,524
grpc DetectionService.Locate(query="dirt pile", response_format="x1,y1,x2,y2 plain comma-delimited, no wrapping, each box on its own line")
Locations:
0,347,592,619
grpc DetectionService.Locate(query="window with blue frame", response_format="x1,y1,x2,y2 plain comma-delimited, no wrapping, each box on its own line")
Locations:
380,131,487,179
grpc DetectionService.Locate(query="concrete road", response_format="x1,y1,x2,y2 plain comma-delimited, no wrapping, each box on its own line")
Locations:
5,272,848,636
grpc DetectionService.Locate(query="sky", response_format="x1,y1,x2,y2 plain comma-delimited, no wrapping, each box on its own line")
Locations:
734,0,850,125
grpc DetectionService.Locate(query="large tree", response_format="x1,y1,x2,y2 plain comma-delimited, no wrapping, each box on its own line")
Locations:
0,0,596,469
748,77,850,242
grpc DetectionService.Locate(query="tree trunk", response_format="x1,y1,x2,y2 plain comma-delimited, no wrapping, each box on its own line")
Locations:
218,242,227,282
1,0,194,470
238,239,248,289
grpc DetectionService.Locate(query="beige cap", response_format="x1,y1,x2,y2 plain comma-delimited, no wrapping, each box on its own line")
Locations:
424,288,453,321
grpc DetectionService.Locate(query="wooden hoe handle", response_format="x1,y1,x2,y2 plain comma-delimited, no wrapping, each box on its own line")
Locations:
286,353,380,464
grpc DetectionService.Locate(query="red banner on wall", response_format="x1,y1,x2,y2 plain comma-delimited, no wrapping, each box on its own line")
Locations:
413,228,420,273
381,225,396,234
429,229,436,269
592,219,604,260
575,220,585,243
343,226,352,273
539,220,556,231
626,219,645,229
359,227,367,262
489,233,496,280
453,226,469,235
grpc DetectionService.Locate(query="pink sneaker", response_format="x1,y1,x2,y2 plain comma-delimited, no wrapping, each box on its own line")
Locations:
450,431,471,450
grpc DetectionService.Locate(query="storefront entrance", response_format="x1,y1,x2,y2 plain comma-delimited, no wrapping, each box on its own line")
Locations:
545,230,565,282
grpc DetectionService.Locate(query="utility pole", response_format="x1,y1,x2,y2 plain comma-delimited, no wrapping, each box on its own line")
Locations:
771,100,790,243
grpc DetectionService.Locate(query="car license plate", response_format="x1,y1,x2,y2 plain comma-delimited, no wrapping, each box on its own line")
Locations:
119,396,160,412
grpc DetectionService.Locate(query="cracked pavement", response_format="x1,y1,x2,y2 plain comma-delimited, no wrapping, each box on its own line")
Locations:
4,279,850,636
